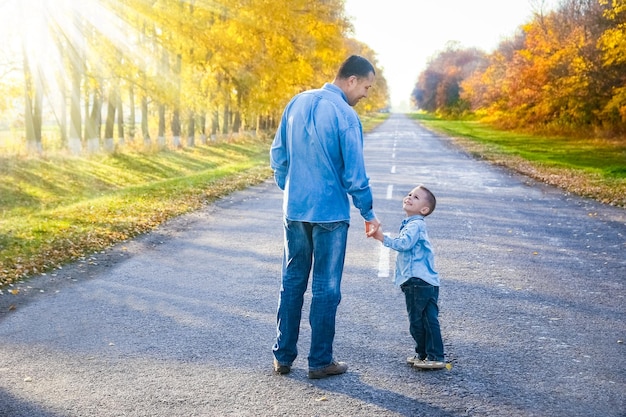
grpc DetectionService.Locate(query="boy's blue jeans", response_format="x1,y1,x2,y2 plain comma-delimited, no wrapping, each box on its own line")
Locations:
401,277,444,361
272,219,348,370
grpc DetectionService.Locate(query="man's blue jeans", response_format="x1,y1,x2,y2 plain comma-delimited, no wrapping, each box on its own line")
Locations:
401,277,444,361
272,219,349,370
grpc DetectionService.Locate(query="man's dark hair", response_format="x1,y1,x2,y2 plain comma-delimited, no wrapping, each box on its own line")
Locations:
337,55,375,79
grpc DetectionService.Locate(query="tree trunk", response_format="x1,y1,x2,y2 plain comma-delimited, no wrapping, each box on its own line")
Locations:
60,83,67,146
199,114,207,145
233,91,242,133
117,97,125,147
22,54,43,154
157,45,169,149
186,112,195,147
104,87,116,153
233,111,241,133
141,94,151,149
68,56,82,155
128,85,136,142
86,88,102,154
222,105,230,134
158,104,166,149
211,109,219,140
171,53,182,148
172,108,181,147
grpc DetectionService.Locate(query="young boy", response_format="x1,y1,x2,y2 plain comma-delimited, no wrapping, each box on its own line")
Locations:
369,185,446,369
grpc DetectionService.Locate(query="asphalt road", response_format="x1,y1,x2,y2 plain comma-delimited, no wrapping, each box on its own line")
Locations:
1,113,624,417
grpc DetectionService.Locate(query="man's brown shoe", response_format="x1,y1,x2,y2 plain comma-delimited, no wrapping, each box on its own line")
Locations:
307,361,348,379
273,358,291,375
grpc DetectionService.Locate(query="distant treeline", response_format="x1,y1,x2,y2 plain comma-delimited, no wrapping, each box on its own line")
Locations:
412,0,626,137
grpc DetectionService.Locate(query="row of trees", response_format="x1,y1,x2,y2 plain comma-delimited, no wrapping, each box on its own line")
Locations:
1,0,389,154
412,0,626,136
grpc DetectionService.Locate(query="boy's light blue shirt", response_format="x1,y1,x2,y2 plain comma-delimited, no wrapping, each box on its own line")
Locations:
270,83,375,223
383,215,440,287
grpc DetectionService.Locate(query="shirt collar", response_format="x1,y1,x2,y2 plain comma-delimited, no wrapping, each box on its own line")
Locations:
323,83,348,104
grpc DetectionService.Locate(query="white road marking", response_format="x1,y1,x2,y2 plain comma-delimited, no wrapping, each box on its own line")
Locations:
377,234,390,278
386,184,393,199
377,137,397,279
379,164,393,277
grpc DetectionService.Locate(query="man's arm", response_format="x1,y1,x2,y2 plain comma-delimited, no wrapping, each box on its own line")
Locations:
270,118,289,190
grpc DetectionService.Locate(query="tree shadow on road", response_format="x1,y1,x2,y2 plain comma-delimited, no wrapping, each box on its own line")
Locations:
0,387,65,417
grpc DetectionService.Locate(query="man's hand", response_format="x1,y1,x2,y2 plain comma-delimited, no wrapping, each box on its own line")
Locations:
365,218,381,237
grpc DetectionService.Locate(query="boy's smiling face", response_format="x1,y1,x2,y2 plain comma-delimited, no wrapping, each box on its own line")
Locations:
402,186,432,217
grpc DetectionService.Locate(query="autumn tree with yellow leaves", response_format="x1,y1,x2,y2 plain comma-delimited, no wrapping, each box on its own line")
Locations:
0,0,389,154
413,0,626,137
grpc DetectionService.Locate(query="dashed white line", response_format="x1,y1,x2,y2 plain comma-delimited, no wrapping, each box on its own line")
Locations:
377,137,397,279
379,186,393,277
386,184,393,199
377,234,390,278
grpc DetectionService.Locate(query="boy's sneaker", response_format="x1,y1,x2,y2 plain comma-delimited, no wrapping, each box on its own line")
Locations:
406,355,425,365
308,361,348,379
273,358,291,375
413,360,447,370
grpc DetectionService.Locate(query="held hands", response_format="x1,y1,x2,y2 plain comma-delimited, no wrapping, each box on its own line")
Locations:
365,219,384,242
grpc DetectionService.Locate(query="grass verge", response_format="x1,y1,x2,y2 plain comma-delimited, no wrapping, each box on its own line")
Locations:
0,113,390,288
411,113,626,208
0,136,273,287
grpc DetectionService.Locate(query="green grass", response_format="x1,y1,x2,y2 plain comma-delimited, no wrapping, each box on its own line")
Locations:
361,112,389,132
0,137,273,286
0,113,390,287
410,113,626,207
2,110,621,288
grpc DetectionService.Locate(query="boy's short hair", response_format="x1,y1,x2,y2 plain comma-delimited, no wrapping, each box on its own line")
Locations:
418,185,436,215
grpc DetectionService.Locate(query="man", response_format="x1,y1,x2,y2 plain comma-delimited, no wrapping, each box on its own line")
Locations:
270,55,381,379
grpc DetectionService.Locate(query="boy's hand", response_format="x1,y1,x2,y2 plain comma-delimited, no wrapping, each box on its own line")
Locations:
371,226,384,242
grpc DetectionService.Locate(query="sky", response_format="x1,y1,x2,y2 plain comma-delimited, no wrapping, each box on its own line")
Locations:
344,0,558,111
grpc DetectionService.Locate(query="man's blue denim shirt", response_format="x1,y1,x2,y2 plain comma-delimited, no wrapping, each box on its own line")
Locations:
270,83,375,223
383,215,440,287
